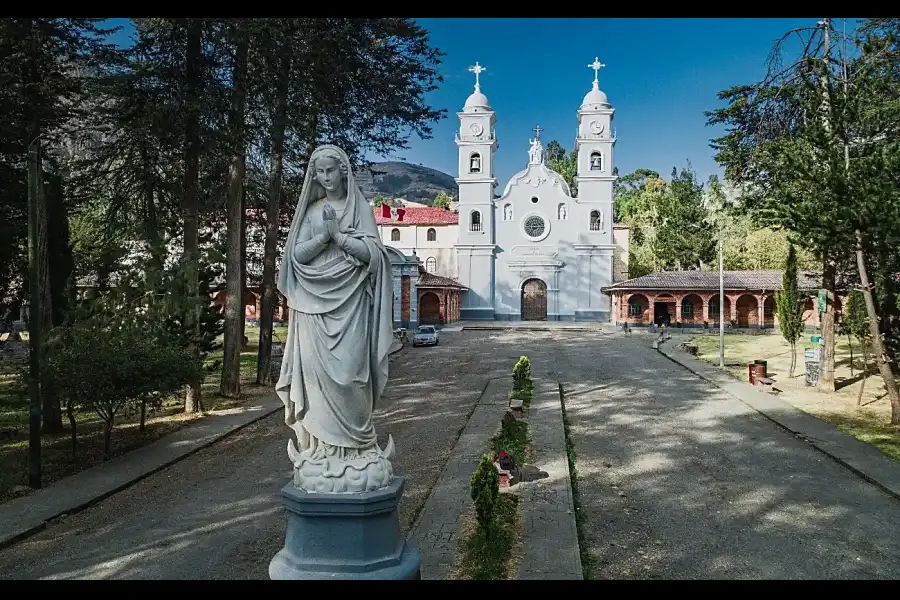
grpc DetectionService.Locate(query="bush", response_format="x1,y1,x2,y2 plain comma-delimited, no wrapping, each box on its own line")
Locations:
512,356,532,393
470,453,500,533
45,319,201,459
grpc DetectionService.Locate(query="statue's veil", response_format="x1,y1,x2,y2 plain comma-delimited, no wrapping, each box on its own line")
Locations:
278,145,368,308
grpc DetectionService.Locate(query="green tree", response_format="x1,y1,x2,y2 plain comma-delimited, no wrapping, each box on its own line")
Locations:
707,18,900,420
545,140,577,193
432,191,452,210
776,244,805,377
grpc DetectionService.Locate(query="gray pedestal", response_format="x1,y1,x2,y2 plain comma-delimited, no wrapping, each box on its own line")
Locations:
269,476,421,580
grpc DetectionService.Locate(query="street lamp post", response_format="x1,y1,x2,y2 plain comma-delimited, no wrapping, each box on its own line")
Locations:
718,235,725,368
26,124,110,489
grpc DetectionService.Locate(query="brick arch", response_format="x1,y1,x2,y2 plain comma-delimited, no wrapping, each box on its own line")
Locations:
624,293,650,323
419,292,442,325
708,294,731,325
763,295,775,327
680,293,703,325
736,294,758,328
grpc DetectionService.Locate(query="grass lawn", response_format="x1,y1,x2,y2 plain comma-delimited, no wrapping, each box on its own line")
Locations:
0,325,287,503
688,331,900,463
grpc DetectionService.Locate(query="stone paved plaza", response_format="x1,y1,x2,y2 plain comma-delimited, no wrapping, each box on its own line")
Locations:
1,329,900,579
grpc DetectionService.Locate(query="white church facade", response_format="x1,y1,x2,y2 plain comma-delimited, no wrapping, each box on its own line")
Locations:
454,59,624,321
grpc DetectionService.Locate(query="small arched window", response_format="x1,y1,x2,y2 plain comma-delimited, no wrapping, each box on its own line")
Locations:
470,210,482,232
426,257,437,273
503,204,512,221
590,210,602,231
427,228,437,242
469,152,482,174
391,228,401,241
590,151,603,171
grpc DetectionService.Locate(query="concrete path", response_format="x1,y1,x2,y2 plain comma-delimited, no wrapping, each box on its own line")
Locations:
657,336,900,501
515,379,582,580
0,395,283,550
409,376,509,580
549,332,900,579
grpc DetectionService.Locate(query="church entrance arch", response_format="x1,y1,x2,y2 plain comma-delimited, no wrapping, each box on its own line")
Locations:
521,278,548,321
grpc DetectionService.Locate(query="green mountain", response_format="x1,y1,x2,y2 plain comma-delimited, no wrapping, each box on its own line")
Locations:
356,161,457,205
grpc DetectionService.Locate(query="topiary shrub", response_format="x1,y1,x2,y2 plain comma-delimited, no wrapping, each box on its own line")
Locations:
512,356,532,393
470,453,500,533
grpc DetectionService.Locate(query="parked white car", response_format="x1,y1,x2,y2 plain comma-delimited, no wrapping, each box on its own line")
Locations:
412,325,439,347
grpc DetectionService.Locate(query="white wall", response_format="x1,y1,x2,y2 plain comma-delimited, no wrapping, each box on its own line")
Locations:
379,224,459,279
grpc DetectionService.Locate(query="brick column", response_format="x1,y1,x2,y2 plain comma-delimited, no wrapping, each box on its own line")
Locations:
648,296,655,325
729,296,737,323
675,297,682,325
757,295,765,329
702,298,709,323
392,275,402,326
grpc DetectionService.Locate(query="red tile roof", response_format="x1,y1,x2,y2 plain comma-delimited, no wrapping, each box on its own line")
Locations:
417,272,466,289
602,270,823,292
374,206,458,225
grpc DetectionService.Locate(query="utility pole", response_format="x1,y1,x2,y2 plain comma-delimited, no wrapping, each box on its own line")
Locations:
719,234,725,367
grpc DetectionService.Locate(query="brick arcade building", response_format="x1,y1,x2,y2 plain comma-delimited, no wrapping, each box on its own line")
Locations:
603,270,836,329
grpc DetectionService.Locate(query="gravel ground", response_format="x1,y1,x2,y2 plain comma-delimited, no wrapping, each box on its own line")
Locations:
0,330,526,580
4,328,898,580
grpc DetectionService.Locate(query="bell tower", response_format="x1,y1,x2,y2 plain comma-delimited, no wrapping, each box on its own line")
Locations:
454,62,497,320
574,57,616,245
573,57,616,322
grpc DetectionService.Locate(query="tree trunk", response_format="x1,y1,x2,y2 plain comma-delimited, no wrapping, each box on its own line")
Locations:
858,342,868,407
819,258,837,393
847,334,854,377
789,341,796,378
67,401,77,459
854,232,900,423
24,29,62,434
140,141,163,273
256,49,291,385
103,420,113,461
182,19,204,413
220,25,249,399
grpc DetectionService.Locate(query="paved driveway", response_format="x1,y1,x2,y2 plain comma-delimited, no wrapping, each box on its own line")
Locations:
534,332,900,580
1,329,899,579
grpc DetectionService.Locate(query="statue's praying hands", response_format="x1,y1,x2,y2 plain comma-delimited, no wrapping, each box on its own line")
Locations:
323,204,341,240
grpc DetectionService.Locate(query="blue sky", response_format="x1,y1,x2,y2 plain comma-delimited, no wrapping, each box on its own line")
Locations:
105,18,829,186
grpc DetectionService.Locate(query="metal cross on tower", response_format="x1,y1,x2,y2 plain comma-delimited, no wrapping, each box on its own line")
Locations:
532,124,543,140
587,57,606,84
468,62,486,90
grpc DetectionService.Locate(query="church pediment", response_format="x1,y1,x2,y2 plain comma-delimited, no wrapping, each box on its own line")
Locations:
498,163,571,201
497,134,572,201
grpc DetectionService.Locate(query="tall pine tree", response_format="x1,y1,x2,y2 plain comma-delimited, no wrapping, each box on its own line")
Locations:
776,244,805,378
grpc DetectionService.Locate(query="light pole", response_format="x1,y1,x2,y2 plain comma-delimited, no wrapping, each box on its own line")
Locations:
26,123,110,489
718,234,725,367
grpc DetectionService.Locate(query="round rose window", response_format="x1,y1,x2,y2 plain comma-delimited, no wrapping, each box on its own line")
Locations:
523,215,545,239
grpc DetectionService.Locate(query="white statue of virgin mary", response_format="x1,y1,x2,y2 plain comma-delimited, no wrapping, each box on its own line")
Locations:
276,145,395,494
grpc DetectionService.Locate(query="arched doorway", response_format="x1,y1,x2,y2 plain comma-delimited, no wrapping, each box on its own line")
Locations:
521,278,548,321
419,292,442,325
736,294,758,328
